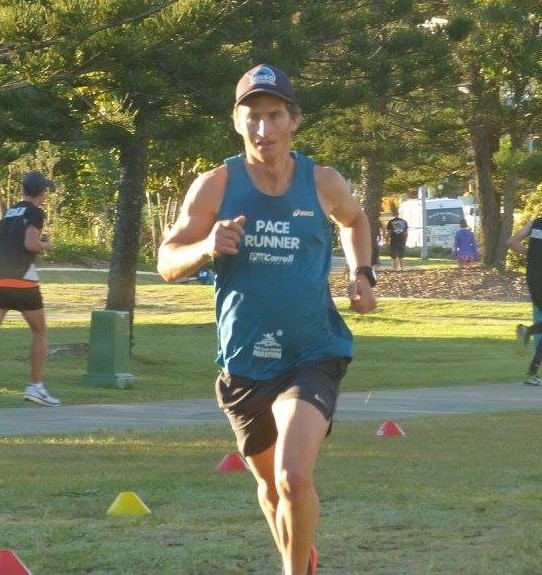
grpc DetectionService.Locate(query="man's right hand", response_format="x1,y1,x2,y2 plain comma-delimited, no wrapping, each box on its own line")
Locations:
206,215,246,257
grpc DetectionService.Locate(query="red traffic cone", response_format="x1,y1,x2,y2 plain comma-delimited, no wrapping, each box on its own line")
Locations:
376,420,406,438
215,452,250,474
0,550,33,575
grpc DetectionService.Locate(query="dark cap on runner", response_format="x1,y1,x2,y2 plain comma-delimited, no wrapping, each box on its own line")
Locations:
23,171,56,196
235,64,296,106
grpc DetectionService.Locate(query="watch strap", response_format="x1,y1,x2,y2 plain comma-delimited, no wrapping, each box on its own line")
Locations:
352,265,377,287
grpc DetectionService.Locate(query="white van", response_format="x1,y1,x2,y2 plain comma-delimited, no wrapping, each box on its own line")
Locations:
399,197,478,249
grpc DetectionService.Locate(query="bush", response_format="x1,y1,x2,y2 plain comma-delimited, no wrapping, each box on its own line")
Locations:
44,239,112,266
44,238,157,270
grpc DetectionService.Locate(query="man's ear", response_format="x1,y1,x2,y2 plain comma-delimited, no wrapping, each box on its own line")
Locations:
291,113,302,134
232,109,243,136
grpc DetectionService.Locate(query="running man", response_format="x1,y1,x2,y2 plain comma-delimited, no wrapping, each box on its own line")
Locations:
0,170,60,406
508,218,542,385
158,64,376,574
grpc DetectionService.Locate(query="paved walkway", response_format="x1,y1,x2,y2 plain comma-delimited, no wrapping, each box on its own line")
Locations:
1,382,541,437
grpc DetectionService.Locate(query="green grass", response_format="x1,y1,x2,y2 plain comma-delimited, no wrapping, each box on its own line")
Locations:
1,415,542,574
1,268,540,574
0,269,531,406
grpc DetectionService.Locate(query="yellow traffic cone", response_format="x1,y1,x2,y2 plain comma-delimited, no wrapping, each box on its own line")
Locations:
106,491,151,516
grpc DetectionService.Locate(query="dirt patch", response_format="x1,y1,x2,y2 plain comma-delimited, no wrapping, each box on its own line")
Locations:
40,260,531,303
330,266,530,302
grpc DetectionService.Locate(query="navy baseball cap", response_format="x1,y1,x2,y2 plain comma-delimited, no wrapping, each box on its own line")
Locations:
23,170,56,196
235,64,296,106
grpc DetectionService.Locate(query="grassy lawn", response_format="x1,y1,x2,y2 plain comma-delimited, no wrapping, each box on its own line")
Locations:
1,268,540,574
0,269,531,407
1,414,541,574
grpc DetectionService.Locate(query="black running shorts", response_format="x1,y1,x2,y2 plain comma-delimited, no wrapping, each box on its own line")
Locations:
0,286,43,311
215,357,350,457
528,276,542,312
390,242,405,259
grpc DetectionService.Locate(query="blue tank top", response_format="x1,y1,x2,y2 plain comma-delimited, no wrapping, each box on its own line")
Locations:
215,152,353,379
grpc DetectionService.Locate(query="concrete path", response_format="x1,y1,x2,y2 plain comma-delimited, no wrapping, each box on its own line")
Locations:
1,382,541,437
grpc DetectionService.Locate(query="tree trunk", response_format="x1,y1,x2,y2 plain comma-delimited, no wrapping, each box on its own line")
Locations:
497,128,528,269
497,171,518,269
363,151,385,265
362,89,388,264
106,108,149,347
470,84,501,268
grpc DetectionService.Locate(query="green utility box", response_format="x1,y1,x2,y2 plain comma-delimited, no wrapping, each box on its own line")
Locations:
81,310,135,389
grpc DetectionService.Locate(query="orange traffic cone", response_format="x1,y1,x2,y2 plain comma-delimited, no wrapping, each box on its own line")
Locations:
0,549,32,575
215,452,250,473
376,420,406,438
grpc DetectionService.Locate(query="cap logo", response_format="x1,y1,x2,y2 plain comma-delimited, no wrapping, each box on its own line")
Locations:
235,64,295,106
251,66,276,88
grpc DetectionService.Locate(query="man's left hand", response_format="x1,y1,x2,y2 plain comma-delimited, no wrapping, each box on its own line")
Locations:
348,278,377,314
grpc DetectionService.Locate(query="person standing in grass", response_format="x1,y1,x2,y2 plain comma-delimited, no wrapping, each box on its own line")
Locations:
386,206,408,271
453,218,480,268
507,218,542,386
158,64,376,574
0,170,60,406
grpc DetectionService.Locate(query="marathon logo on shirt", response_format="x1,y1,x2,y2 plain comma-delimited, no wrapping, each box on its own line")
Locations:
253,331,282,359
531,228,542,240
244,219,300,264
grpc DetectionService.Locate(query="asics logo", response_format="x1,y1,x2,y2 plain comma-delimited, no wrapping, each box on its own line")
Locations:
293,209,314,217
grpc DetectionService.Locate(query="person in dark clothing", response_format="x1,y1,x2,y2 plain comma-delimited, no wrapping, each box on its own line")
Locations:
507,218,542,385
0,170,60,405
386,207,408,271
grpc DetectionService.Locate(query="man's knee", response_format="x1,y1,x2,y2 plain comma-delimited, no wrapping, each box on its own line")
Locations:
276,467,313,500
258,477,279,508
29,323,47,337
22,310,47,335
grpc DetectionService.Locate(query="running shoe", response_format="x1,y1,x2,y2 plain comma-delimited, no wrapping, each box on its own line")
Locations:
308,545,319,575
524,374,542,386
516,324,529,356
24,384,61,406
281,545,319,575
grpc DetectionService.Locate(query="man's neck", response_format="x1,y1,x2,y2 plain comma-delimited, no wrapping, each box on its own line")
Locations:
244,153,295,197
23,195,42,207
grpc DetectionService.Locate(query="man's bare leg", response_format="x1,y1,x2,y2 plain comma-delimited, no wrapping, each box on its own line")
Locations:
21,308,47,383
245,445,283,554
272,398,328,575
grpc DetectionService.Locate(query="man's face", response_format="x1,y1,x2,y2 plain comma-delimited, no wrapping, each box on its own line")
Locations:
37,189,47,205
24,189,47,205
234,95,300,161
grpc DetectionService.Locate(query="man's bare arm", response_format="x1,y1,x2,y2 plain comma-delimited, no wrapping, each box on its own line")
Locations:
316,166,376,314
507,220,532,257
157,166,246,282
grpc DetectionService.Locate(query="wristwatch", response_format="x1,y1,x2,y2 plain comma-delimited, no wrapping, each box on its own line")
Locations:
352,265,377,287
